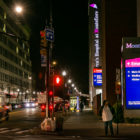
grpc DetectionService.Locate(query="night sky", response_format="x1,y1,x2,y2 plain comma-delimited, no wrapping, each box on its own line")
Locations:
10,0,89,93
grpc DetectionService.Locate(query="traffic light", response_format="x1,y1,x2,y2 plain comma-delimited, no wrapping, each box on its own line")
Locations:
49,90,53,96
40,30,47,47
54,75,62,86
49,105,53,111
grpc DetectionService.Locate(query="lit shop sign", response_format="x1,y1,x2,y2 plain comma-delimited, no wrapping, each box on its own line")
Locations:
125,58,140,109
126,43,140,49
93,68,102,86
90,3,100,67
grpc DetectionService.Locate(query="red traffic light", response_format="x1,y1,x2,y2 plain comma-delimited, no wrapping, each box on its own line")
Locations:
49,105,53,110
54,75,62,86
49,90,53,96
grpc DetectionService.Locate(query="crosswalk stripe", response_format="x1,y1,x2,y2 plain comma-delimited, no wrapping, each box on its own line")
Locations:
11,128,21,131
0,128,30,135
15,130,30,134
0,128,8,131
0,130,11,133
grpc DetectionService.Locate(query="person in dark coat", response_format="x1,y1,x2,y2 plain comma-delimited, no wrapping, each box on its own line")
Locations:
80,101,84,112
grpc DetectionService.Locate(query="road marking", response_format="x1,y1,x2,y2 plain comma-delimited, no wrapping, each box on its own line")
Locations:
0,128,30,135
11,128,21,131
15,130,30,134
95,137,127,140
0,128,8,131
0,130,11,133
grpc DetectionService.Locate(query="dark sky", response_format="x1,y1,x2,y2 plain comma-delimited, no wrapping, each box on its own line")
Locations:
13,0,89,93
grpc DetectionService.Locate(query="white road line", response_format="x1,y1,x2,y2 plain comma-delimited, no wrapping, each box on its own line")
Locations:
15,130,30,134
11,128,21,131
0,130,11,133
0,128,8,131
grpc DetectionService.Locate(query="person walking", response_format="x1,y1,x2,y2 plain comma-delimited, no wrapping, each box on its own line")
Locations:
80,101,84,112
99,100,114,136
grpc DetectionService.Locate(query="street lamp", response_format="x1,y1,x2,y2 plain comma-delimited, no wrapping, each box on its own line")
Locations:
68,79,72,84
15,5,23,14
71,83,75,87
52,61,57,66
62,70,67,77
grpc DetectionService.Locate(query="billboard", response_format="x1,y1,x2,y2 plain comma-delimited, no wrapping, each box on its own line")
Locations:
93,68,102,86
125,58,140,109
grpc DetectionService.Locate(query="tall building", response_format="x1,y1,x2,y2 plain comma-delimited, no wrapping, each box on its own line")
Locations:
88,0,103,113
0,1,32,103
89,0,138,114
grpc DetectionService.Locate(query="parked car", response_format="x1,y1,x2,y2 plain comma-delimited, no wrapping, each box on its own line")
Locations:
0,106,9,121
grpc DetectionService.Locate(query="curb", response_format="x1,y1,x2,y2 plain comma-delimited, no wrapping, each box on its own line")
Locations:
113,122,140,127
30,127,61,135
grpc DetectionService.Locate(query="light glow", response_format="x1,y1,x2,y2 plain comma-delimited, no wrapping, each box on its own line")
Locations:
15,6,23,13
89,3,97,9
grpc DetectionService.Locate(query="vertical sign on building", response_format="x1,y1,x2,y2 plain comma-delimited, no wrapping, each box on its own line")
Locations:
90,2,100,68
93,68,102,86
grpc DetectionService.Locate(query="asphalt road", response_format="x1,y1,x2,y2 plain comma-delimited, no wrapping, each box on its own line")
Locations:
0,109,140,140
0,108,45,132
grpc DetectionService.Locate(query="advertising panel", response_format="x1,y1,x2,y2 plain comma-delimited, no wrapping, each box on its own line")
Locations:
125,58,140,109
93,68,102,86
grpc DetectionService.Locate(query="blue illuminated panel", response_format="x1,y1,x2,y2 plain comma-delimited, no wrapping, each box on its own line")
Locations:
93,68,102,86
125,58,140,109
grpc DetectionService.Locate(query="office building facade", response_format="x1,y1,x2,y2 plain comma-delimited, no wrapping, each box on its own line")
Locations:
0,1,32,103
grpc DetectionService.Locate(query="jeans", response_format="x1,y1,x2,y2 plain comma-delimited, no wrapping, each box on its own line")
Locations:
104,120,114,136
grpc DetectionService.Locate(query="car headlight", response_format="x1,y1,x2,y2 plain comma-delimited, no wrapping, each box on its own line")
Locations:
31,103,35,107
26,103,30,107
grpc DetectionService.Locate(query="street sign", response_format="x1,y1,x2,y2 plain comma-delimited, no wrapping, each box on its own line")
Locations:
41,55,47,67
93,68,102,86
125,58,140,109
40,48,47,56
46,28,54,42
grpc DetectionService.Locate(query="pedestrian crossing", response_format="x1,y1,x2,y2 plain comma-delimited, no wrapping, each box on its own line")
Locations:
0,127,31,135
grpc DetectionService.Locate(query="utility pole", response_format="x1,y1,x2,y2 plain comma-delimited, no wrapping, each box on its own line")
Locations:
45,0,54,118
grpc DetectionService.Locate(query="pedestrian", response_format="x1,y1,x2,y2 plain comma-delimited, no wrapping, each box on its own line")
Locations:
99,100,114,136
74,104,77,112
80,101,84,112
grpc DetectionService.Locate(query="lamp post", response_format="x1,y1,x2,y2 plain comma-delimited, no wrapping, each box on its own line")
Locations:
68,79,72,84
15,5,23,14
51,61,57,119
62,70,67,113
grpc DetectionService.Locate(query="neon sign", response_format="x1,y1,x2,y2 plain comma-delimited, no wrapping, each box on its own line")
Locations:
89,3,97,9
126,43,140,48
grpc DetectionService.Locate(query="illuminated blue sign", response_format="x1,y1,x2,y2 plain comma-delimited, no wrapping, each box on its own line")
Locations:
125,58,140,109
93,68,102,86
46,28,54,42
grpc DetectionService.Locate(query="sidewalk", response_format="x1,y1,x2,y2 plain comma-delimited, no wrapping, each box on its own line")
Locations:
63,108,105,137
62,108,140,138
